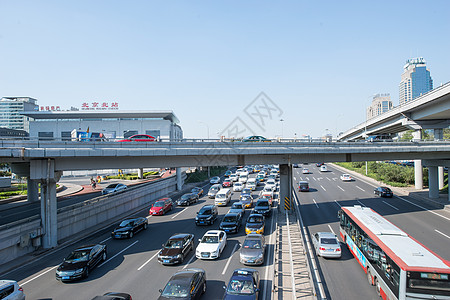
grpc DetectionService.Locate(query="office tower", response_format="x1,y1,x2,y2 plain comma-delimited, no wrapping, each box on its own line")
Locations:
367,94,393,120
399,57,433,105
0,97,38,132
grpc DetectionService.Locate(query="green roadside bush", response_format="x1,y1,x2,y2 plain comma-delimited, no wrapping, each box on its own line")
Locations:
185,166,228,183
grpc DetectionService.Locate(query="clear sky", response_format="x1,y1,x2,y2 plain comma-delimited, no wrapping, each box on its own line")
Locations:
1,1,449,139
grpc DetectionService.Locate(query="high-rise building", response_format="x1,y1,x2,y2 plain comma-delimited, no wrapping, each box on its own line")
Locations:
367,94,393,120
399,57,433,105
0,97,38,132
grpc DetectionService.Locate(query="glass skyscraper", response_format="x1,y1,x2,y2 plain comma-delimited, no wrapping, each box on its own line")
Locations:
367,94,393,120
399,57,433,105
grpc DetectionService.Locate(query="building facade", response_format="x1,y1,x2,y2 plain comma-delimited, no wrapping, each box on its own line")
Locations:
0,97,38,131
366,94,393,120
21,111,183,141
399,57,433,105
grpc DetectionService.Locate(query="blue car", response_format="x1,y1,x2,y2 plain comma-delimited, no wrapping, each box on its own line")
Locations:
223,268,259,299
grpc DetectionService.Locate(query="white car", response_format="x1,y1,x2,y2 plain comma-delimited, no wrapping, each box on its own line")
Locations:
246,182,257,191
210,176,221,184
320,165,328,172
229,174,238,182
233,182,244,192
302,168,309,174
196,230,227,260
340,174,352,181
312,232,341,258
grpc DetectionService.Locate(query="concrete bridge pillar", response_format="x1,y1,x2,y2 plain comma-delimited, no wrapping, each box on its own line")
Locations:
428,166,439,199
413,130,423,189
138,168,144,179
279,164,293,212
434,128,444,140
176,167,183,191
438,167,445,190
26,178,40,203
30,159,62,249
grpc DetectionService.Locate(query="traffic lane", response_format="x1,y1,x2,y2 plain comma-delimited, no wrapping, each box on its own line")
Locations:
295,189,380,300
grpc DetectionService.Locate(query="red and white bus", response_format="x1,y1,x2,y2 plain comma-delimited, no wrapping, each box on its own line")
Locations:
338,205,450,300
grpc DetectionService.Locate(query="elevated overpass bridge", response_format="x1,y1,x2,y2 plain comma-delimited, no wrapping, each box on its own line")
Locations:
338,81,450,141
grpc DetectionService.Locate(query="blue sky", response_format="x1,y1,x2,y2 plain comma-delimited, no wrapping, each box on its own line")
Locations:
1,1,449,138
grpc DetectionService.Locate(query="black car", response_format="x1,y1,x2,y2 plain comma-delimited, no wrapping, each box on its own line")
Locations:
158,268,206,299
219,212,242,233
374,187,393,198
158,233,195,265
111,217,148,239
56,244,107,282
195,205,218,225
223,268,260,300
91,292,132,300
177,193,199,206
253,199,271,217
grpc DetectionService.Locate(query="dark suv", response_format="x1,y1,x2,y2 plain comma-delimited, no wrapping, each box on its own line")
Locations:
374,187,393,198
219,212,242,233
177,193,198,206
253,199,271,217
195,205,218,225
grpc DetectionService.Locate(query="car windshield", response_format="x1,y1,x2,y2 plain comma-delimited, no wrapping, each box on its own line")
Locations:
227,279,255,295
242,189,251,194
210,187,219,192
201,235,218,243
235,183,242,186
106,184,118,188
161,280,190,297
154,202,165,207
232,204,243,209
223,215,237,222
256,201,269,208
118,220,133,227
248,216,263,223
165,239,183,248
243,239,262,249
181,194,190,200
241,197,251,202
199,208,212,215
65,250,90,262
321,238,338,245
300,183,308,187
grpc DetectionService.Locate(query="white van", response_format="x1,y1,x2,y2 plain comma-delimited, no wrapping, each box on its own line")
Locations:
215,188,232,206
239,171,249,183
246,178,257,190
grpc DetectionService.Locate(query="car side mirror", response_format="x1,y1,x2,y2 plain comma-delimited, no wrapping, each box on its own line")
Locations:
223,285,227,290
255,287,260,292
162,243,165,247
196,212,199,214
198,239,202,242
159,289,163,293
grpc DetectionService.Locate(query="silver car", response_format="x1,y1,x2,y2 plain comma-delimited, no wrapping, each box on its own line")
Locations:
210,176,221,184
101,183,127,195
0,280,25,300
228,202,245,218
240,233,265,265
312,232,341,258
208,184,221,198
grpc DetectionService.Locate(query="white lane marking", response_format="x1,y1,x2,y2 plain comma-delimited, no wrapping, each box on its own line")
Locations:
222,243,239,275
327,225,335,235
356,186,365,192
299,177,303,181
100,237,111,244
382,201,399,211
294,177,297,181
312,177,317,181
435,229,450,240
320,185,326,191
332,178,337,181
99,240,139,268
137,251,159,271
312,199,319,208
21,266,58,286
337,185,345,192
172,207,187,219
263,206,277,300
182,253,196,269
306,177,310,181
395,195,450,222
326,177,331,181
334,200,342,207
357,200,366,207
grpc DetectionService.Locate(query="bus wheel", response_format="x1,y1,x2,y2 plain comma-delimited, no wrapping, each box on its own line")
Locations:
367,270,373,286
374,277,381,296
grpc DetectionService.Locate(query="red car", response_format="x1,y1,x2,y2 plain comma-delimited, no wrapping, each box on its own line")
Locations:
118,134,156,142
222,179,233,188
149,198,173,216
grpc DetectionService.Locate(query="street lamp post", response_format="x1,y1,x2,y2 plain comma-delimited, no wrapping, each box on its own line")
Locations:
280,119,284,139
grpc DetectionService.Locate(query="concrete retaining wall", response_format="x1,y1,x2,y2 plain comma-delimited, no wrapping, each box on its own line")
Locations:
0,173,185,266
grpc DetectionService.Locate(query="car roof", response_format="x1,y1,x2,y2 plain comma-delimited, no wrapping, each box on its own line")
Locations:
201,204,215,209
231,268,258,278
224,212,239,217
204,230,223,236
256,199,270,203
0,280,17,289
172,268,205,278
245,233,264,240
232,202,243,206
74,244,98,251
169,233,191,240
316,232,337,238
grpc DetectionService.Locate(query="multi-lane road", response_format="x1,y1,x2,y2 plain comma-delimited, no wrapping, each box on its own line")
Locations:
293,163,450,300
1,164,450,299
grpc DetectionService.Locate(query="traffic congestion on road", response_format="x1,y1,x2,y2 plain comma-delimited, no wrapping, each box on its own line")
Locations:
1,163,450,299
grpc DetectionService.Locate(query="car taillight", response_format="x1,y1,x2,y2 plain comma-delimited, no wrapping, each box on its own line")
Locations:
19,287,23,291
336,248,341,252
319,247,325,251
